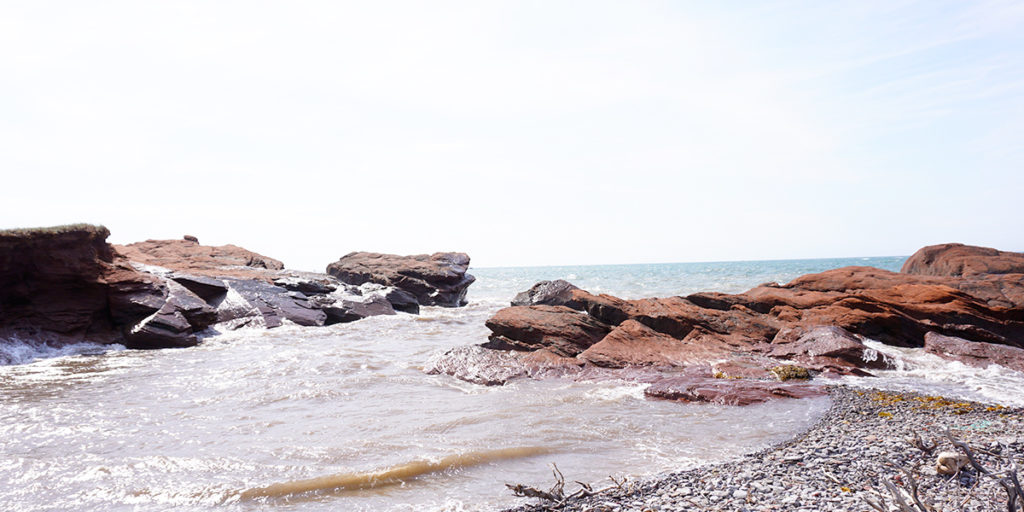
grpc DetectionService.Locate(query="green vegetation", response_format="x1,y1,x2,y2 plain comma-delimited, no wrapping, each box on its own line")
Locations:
0,223,108,239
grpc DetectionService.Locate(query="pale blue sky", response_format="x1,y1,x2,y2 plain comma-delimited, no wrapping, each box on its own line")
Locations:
1,1,1022,269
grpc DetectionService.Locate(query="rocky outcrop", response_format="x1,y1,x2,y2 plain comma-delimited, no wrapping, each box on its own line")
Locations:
326,252,475,307
433,247,1024,397
116,237,435,331
311,294,396,325
0,225,215,348
3,229,453,355
902,243,1024,277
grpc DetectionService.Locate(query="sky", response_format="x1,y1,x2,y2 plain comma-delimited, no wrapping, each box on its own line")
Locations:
2,1,1022,270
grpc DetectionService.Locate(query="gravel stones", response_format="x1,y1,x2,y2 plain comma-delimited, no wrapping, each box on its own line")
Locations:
504,386,1024,512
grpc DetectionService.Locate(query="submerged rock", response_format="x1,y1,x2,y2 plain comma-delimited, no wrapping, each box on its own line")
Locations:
326,251,475,307
924,331,1024,373
644,375,826,406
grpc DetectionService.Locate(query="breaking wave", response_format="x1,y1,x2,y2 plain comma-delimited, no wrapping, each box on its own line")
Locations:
0,336,123,366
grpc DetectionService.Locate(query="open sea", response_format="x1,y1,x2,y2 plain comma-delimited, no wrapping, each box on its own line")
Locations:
2,256,1022,511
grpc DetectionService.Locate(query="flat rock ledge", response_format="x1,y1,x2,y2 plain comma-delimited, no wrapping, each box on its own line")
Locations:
505,386,1024,512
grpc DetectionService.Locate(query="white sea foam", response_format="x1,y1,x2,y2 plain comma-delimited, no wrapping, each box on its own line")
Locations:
0,337,123,366
836,340,1024,407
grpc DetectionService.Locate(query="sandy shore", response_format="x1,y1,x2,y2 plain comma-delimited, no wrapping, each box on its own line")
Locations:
505,386,1024,512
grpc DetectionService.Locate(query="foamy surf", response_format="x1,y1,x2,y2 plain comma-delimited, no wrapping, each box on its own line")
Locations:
0,337,122,365
837,340,1024,407
239,447,551,500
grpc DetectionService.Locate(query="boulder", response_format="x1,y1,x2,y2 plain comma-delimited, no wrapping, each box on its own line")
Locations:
902,243,1024,277
482,305,611,357
769,326,890,371
315,295,396,325
169,273,229,302
122,281,217,349
511,280,584,309
384,288,420,314
326,252,475,307
272,272,340,295
212,279,326,329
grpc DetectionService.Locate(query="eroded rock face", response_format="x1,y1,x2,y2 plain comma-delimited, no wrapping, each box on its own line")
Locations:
326,252,475,307
902,243,1024,277
0,225,217,348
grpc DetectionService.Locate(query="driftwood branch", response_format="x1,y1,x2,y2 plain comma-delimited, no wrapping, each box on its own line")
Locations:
507,464,632,507
910,431,937,455
944,429,990,476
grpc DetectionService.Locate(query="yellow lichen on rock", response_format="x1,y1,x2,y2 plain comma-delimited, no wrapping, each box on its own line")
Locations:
770,365,810,381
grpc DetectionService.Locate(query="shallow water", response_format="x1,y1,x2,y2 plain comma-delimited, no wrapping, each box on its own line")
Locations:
7,255,1015,511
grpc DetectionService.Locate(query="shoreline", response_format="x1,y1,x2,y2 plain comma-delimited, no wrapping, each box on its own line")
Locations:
505,385,1024,512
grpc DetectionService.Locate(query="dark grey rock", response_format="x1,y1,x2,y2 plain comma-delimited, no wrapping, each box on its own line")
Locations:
511,279,583,309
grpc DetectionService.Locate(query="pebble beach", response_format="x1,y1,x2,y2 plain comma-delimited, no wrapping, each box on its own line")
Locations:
507,386,1024,512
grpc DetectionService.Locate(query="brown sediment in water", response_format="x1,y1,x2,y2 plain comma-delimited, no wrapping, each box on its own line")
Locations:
239,446,551,500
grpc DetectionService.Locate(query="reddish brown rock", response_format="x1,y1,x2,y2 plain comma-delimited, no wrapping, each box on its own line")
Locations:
326,252,475,307
483,305,610,357
579,320,738,369
924,331,1024,373
472,249,1024,391
1,225,155,338
644,375,826,406
902,243,1024,277
115,238,284,280
0,225,216,348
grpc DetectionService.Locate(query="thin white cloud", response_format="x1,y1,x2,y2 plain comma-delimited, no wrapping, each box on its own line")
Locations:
1,1,1021,269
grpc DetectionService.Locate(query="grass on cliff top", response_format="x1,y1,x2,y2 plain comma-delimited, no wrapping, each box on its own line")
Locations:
0,223,109,239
